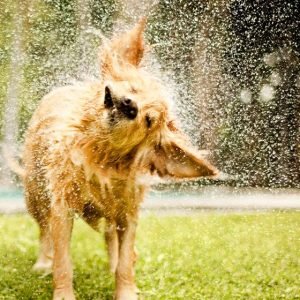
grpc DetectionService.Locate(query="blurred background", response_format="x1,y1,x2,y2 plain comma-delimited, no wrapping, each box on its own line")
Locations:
0,3,299,297
0,0,299,190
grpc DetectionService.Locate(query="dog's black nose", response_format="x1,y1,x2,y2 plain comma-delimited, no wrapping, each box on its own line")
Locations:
119,98,138,120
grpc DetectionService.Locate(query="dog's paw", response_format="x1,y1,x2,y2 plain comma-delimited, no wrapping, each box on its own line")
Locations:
32,259,53,275
53,288,75,300
115,286,138,300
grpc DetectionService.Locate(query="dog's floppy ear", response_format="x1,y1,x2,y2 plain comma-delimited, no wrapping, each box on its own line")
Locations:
112,17,146,66
101,18,146,79
149,128,218,179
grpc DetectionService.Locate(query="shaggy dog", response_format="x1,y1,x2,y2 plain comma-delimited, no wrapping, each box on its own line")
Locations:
22,19,218,300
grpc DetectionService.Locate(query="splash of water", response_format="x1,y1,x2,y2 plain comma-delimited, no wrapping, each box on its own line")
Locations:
0,0,299,188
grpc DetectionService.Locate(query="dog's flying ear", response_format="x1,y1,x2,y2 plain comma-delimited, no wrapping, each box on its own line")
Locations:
112,17,146,66
101,18,146,79
149,132,218,179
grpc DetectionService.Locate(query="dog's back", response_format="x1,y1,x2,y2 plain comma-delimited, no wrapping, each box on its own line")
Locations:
25,82,100,142
23,82,101,222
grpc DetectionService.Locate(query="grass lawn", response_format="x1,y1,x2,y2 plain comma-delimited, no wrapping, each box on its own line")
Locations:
0,212,299,299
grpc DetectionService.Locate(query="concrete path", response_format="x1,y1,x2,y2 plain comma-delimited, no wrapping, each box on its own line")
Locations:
0,186,299,214
143,186,300,214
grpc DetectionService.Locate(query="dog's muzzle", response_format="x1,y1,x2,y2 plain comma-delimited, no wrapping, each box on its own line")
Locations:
117,98,138,120
104,86,138,120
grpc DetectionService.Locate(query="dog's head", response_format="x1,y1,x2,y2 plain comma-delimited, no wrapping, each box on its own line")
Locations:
99,18,218,179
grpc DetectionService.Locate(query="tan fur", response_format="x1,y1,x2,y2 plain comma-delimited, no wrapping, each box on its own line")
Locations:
23,19,218,300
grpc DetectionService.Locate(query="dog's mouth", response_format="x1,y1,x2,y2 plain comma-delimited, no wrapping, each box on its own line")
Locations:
104,86,138,122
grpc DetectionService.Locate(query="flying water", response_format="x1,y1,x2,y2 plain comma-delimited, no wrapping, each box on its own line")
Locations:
0,0,299,189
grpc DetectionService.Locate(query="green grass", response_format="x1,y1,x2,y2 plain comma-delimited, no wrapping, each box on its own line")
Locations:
0,212,299,299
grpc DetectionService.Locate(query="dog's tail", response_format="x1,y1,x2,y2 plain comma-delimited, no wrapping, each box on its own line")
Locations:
2,146,26,179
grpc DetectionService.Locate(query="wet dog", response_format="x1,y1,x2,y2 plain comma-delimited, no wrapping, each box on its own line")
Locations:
22,19,218,300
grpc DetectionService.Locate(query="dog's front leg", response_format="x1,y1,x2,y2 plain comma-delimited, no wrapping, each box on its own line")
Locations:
115,218,138,300
51,201,75,300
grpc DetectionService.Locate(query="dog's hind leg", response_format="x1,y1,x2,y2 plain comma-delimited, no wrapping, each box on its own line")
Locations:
33,222,53,273
25,182,53,274
105,221,119,273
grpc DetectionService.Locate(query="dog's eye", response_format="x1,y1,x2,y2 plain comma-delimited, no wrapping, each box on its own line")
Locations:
145,114,152,128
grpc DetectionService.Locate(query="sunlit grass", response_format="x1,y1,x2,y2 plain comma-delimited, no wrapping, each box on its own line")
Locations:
0,212,299,299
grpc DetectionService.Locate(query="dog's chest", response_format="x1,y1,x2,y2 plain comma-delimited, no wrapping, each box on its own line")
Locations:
76,176,145,220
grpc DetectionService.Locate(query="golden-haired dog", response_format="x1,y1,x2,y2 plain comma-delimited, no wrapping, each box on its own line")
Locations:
22,19,218,300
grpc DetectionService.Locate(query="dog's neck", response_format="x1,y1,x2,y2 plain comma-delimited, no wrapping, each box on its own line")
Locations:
71,127,145,182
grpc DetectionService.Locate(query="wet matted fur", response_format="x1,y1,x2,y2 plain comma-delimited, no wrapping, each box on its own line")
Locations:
22,19,218,300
